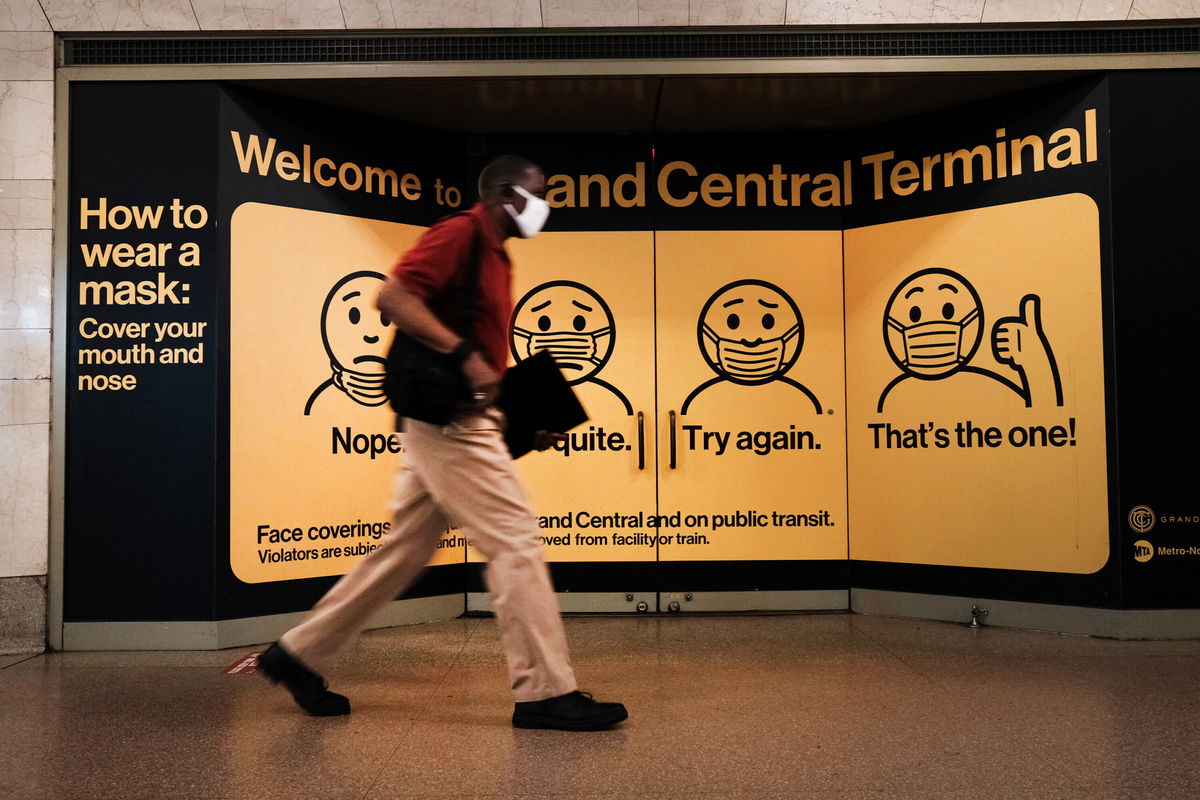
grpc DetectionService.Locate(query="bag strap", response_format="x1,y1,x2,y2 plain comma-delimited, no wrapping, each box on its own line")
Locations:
429,210,484,339
454,211,485,338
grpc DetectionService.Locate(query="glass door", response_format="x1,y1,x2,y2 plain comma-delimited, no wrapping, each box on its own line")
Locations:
654,229,850,610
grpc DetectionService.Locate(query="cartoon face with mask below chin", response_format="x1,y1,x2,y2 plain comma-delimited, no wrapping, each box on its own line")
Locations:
883,268,983,380
511,281,615,384
698,280,804,386
304,270,392,415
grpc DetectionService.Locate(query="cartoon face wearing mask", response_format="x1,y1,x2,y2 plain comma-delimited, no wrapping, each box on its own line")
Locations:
510,281,615,384
883,268,983,379
320,271,392,406
698,280,804,385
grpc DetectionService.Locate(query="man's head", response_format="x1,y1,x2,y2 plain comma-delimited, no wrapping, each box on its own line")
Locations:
478,155,548,239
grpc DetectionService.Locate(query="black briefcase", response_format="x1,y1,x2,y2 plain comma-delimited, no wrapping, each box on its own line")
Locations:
497,351,589,458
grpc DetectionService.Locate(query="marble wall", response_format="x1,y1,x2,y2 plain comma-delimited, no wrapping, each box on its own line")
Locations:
3,1,1197,31
1,5,53,653
0,0,1196,653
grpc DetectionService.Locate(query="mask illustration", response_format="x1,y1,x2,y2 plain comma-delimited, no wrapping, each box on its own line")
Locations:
332,365,389,406
513,326,612,372
702,322,800,381
886,307,981,372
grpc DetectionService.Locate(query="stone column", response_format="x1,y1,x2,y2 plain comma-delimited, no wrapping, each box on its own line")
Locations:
0,4,53,655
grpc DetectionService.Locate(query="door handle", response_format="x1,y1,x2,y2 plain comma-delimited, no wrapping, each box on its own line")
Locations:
637,411,645,471
669,410,677,470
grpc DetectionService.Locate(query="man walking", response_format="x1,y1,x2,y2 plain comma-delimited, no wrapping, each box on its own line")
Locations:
259,155,628,732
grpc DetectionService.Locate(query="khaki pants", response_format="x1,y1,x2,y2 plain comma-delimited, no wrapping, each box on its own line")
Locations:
280,410,577,702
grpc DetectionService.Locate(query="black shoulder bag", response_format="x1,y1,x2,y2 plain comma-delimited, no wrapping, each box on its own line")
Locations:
383,213,483,426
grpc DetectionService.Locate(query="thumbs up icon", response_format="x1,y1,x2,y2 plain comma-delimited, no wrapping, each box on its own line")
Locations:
993,294,1042,368
992,294,1064,407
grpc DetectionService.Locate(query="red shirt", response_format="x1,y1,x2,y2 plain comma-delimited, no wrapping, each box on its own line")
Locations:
392,204,513,374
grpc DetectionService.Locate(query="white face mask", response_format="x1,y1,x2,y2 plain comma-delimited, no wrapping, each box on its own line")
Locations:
504,185,550,238
703,323,800,381
887,307,980,375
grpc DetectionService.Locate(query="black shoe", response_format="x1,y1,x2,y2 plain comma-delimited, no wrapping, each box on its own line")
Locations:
512,690,628,731
257,642,350,717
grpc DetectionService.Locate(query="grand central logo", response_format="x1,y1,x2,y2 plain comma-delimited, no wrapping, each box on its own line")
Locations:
1128,505,1155,534
1127,504,1200,535
1128,506,1200,564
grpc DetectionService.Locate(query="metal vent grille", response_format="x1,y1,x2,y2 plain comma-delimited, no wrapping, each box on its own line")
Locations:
64,27,1200,66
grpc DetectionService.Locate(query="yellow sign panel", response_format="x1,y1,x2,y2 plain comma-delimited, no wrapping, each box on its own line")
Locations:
468,231,658,563
227,194,1108,582
655,230,849,562
844,193,1109,573
229,203,464,583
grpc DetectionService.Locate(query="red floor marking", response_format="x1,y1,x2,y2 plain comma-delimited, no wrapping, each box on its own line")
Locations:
223,653,261,675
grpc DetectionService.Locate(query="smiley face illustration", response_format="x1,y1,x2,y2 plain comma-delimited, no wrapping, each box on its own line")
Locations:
305,270,392,415
511,281,615,383
883,268,983,380
698,279,803,386
509,280,631,414
876,268,1061,413
322,271,391,374
682,279,821,415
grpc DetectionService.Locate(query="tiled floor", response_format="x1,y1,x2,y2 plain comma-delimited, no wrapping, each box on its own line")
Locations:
3,613,1200,799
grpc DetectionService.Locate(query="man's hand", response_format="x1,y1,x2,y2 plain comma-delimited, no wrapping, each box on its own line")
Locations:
533,430,567,452
462,351,501,411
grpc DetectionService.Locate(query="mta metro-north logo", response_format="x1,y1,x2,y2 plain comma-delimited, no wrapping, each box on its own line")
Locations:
1128,505,1156,534
1133,540,1155,563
